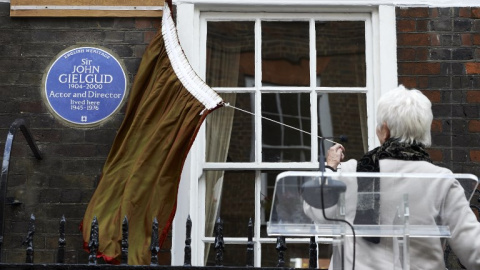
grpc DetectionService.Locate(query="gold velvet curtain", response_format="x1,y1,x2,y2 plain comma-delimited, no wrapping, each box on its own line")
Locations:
82,3,222,265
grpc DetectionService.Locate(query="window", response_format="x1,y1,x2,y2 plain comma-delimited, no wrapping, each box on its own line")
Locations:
173,3,397,267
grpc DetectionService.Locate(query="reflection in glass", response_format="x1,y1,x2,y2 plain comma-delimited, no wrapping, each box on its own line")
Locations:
206,21,255,87
262,21,310,86
259,171,283,238
262,93,311,162
316,21,366,87
204,171,255,238
206,93,254,162
203,170,255,264
323,93,367,160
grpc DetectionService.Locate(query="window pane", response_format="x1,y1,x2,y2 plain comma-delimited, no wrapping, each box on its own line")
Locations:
206,21,255,87
260,171,312,238
206,93,254,162
262,93,311,162
318,243,333,269
204,171,255,238
321,93,367,160
260,171,282,237
316,21,365,87
262,21,310,86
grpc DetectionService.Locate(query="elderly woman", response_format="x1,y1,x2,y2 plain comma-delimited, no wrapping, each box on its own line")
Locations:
304,85,480,269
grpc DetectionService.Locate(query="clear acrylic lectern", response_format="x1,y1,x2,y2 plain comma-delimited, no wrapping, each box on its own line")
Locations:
267,171,478,270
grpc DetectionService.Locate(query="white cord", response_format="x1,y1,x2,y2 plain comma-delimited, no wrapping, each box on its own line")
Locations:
222,102,339,145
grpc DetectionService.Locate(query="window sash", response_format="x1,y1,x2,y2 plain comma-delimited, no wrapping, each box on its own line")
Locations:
201,12,372,170
198,12,371,267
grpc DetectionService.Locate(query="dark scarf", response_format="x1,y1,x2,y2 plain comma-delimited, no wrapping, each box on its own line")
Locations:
355,138,431,243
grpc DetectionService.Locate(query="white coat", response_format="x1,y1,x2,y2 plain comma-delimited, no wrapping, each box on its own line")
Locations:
303,159,480,270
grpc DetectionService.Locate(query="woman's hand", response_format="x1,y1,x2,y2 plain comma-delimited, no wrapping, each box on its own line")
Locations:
326,144,345,170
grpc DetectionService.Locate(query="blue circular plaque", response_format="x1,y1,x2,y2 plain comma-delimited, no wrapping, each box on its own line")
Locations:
44,46,127,126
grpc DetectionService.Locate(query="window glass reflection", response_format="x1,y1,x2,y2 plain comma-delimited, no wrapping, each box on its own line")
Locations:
321,93,367,160
206,93,254,162
203,169,255,267
262,93,311,162
262,21,310,86
206,21,255,87
316,21,366,87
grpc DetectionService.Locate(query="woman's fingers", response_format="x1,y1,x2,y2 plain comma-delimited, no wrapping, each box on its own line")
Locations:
327,144,345,168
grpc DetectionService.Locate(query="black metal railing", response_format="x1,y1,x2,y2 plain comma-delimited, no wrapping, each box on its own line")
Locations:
0,214,318,269
0,119,42,262
1,207,479,270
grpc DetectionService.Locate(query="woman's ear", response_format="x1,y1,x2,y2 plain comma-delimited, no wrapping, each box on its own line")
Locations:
377,122,391,144
381,123,391,142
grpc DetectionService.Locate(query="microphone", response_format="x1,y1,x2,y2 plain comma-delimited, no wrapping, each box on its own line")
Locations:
322,135,348,143
339,135,348,143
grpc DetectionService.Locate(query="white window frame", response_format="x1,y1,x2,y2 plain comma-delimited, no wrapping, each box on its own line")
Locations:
172,1,397,266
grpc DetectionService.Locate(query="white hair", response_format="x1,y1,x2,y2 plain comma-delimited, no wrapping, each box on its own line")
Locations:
376,85,433,146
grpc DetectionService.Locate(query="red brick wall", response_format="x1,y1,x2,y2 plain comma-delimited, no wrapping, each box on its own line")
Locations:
397,7,480,176
0,3,169,264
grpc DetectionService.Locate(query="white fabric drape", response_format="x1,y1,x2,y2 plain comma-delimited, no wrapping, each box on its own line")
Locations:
204,40,240,262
